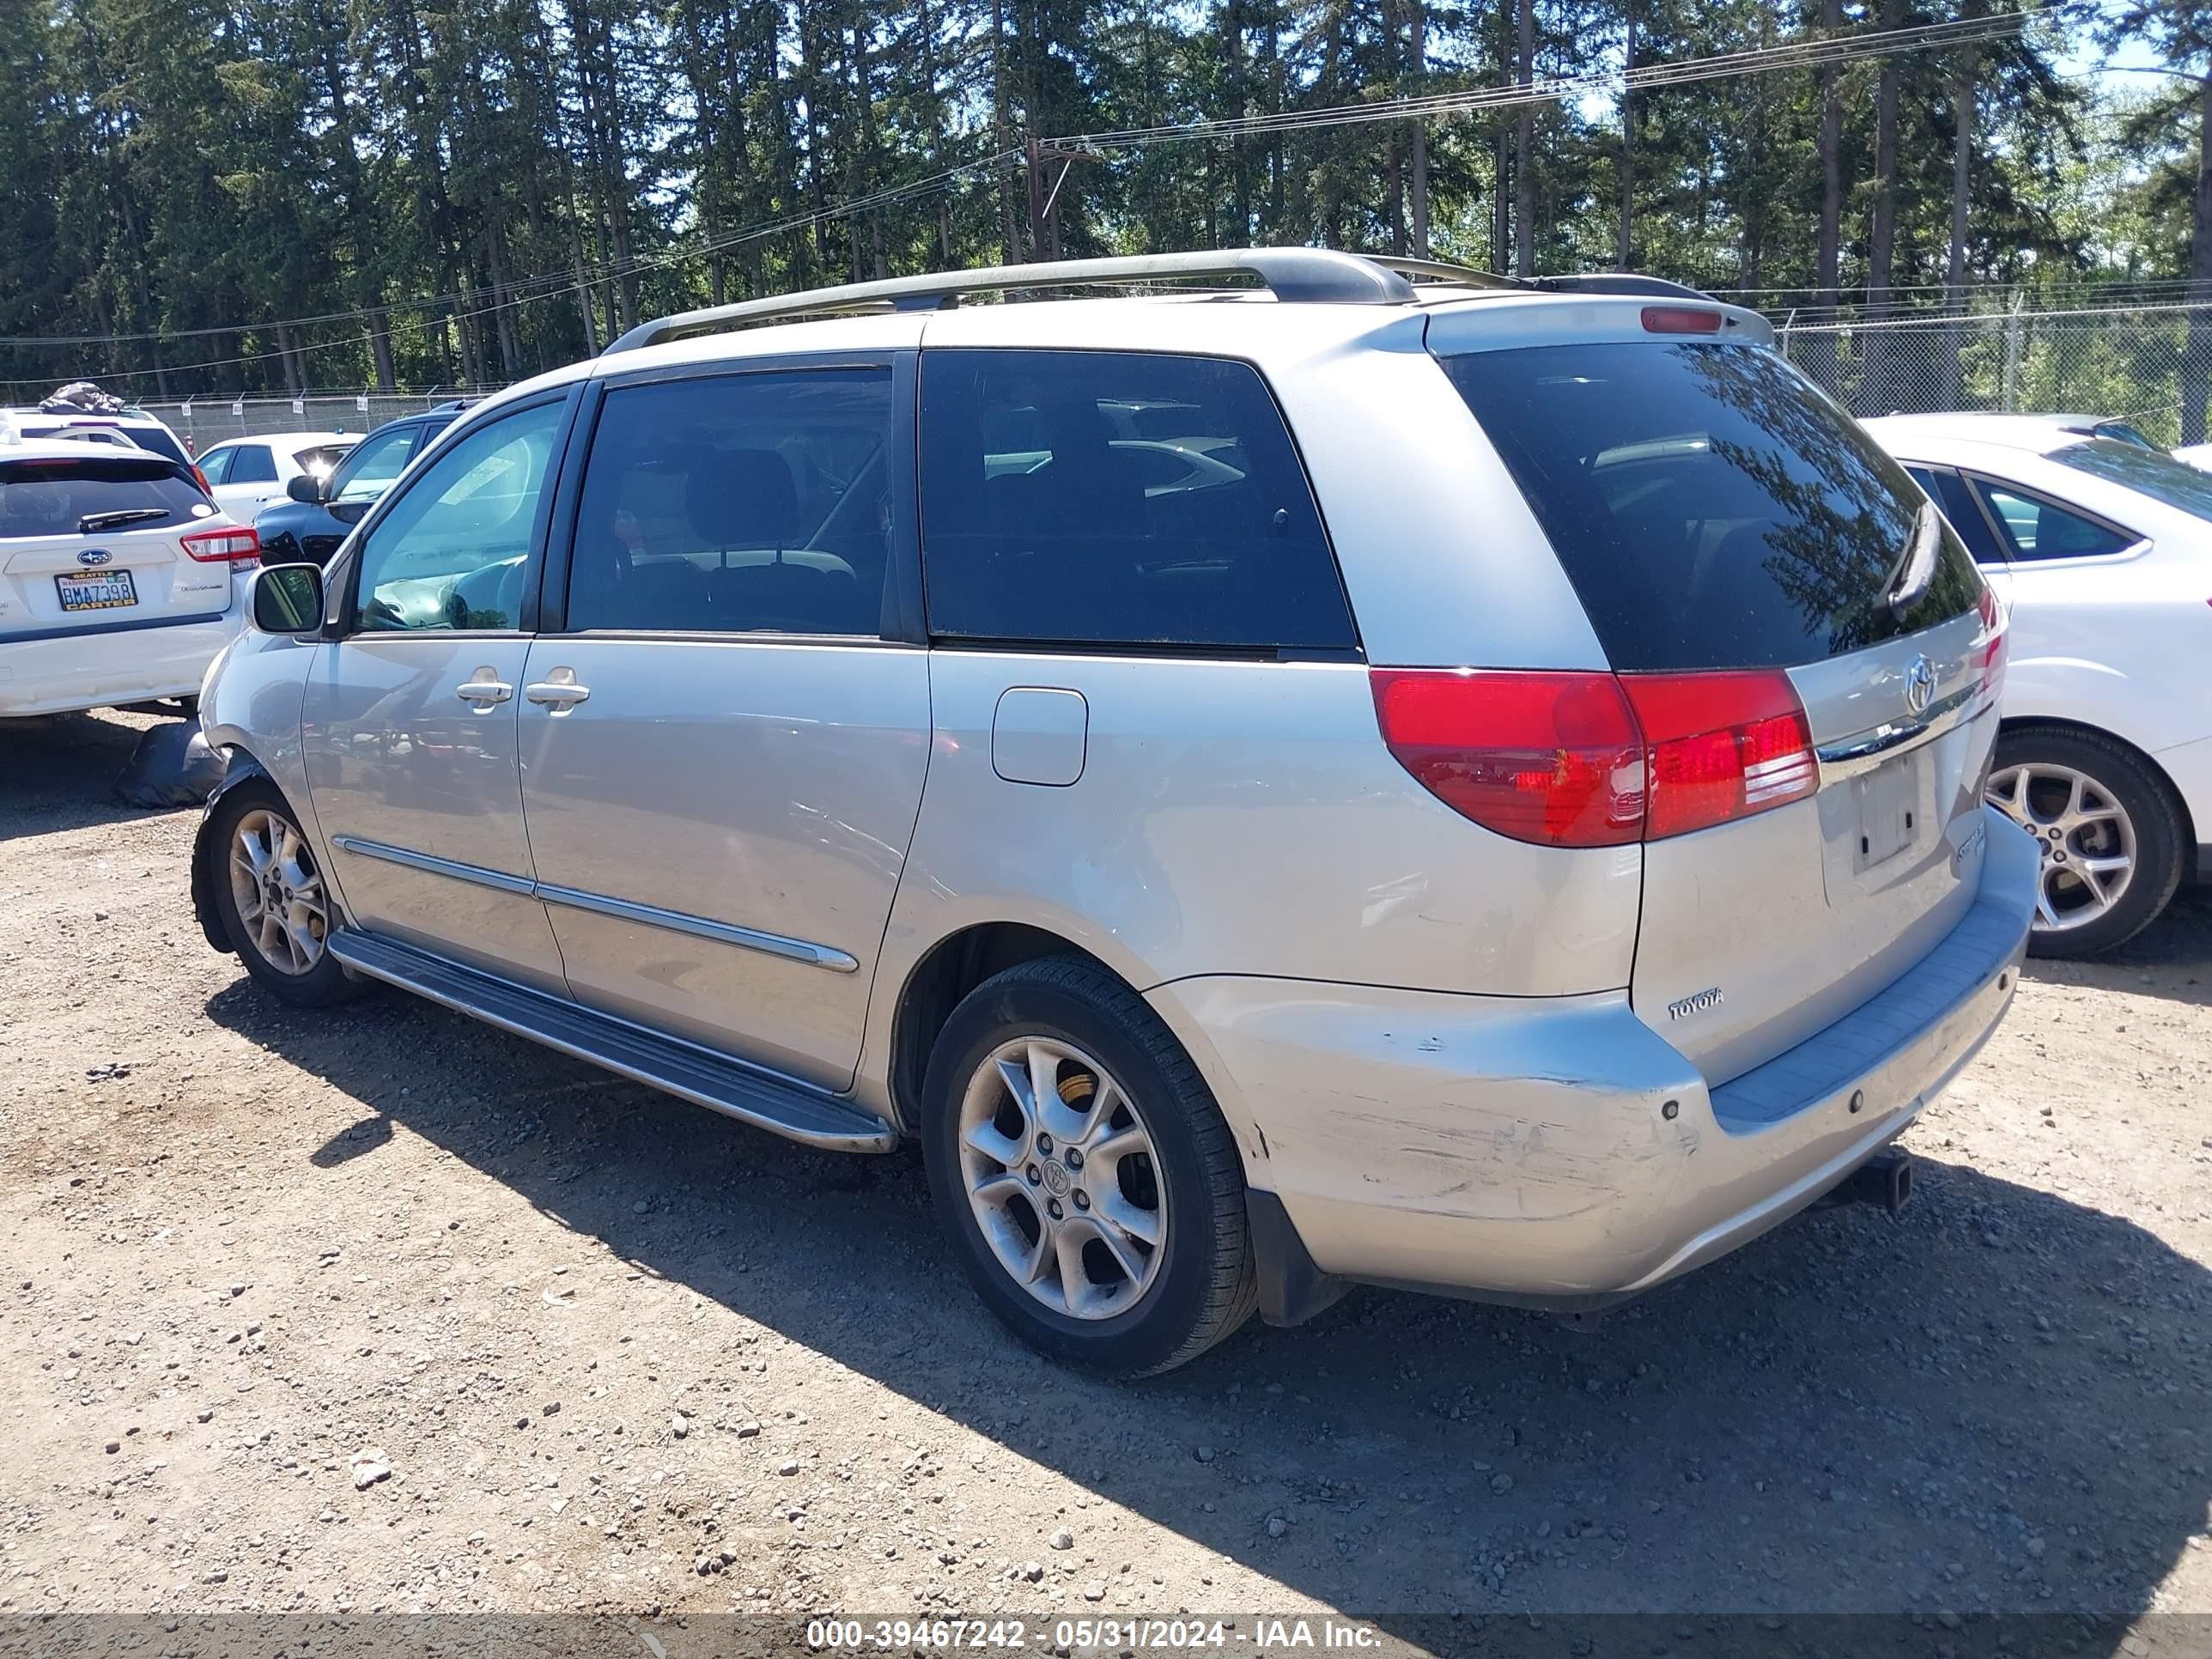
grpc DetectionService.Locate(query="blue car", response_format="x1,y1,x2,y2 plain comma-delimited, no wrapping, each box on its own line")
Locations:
253,401,471,566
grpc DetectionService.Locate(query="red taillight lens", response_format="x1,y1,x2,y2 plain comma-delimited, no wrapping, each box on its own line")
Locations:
1976,583,2008,699
1641,305,1723,335
1618,671,1817,840
181,526,260,563
1370,669,1646,848
1371,666,1817,847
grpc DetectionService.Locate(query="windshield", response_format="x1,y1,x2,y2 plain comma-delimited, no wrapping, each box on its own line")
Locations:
2054,438,2212,525
330,424,423,503
1439,340,1982,671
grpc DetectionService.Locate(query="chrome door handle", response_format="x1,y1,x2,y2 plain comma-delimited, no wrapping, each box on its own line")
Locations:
454,678,513,705
524,680,590,708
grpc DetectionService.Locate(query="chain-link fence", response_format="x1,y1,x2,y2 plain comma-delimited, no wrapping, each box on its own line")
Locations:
122,391,499,454
1774,298,2212,447
96,295,2212,454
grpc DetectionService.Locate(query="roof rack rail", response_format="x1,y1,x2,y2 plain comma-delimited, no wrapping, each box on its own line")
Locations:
602,248,1420,355
1526,272,1714,301
1363,254,1524,291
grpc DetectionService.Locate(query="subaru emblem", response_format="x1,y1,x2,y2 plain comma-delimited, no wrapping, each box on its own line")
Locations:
76,548,112,568
1903,654,1936,718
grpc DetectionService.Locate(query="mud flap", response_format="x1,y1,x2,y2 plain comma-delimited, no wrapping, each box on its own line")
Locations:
1248,1189,1352,1328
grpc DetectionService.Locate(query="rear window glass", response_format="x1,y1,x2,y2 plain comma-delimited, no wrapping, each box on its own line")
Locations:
919,349,1355,652
121,424,187,465
2054,439,2212,525
1439,341,1982,671
0,458,213,538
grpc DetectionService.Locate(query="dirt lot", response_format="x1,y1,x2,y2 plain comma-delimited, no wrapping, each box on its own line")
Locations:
3,709,2209,1644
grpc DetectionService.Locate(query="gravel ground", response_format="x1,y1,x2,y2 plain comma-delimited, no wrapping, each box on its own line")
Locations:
3,708,2209,1639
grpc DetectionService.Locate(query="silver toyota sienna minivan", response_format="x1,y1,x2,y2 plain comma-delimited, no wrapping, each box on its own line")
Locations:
192,250,2039,1376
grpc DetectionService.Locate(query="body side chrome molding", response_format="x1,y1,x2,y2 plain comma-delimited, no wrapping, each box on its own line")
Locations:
534,882,860,973
329,834,537,896
330,833,858,972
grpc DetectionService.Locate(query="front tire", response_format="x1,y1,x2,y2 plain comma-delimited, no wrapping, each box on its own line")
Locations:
1987,726,2185,959
920,956,1257,1377
206,780,364,1007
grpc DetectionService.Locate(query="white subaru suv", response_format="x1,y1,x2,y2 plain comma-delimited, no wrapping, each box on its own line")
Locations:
191,251,2037,1376
0,437,259,718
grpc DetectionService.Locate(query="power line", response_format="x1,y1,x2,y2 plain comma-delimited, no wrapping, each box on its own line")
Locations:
1051,11,2032,152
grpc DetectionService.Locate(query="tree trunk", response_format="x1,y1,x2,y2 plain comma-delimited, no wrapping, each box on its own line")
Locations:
1514,0,1535,276
1617,1,1635,270
2186,71,2212,445
1408,0,1428,257
1810,0,1844,392
1942,44,1974,410
1863,0,1903,413
991,0,1018,263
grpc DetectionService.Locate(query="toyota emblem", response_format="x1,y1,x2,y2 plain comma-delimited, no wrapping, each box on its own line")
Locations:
76,548,112,568
1903,654,1936,717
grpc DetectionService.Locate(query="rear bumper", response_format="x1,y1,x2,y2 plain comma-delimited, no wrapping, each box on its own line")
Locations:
0,607,243,717
1152,804,2038,1319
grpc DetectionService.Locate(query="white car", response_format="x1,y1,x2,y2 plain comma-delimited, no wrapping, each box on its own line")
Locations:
193,432,355,525
2170,441,2212,474
0,437,259,718
4,404,196,471
1865,412,2212,955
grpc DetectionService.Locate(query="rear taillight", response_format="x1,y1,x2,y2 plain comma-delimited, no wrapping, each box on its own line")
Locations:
1618,671,1817,840
191,465,212,495
181,526,260,563
1370,666,1817,848
1370,670,1645,848
1975,583,2008,699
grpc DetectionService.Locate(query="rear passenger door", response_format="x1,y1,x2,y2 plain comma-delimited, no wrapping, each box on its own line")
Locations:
907,347,1368,975
516,358,930,1091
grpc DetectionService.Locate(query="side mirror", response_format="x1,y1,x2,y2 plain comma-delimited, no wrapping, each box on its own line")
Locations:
250,562,325,635
285,473,325,504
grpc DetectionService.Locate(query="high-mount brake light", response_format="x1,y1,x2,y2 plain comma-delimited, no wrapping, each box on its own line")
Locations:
1370,666,1819,847
1641,306,1724,335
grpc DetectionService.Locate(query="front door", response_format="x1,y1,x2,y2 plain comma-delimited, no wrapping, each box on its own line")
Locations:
303,394,574,991
517,362,930,1089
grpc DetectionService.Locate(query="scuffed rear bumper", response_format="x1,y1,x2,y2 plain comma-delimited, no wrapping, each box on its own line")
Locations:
1150,805,2038,1320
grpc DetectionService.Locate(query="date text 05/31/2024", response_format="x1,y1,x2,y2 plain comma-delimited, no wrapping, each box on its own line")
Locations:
805,1618,1384,1651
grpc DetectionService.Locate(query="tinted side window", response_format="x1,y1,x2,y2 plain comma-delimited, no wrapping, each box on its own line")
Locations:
229,444,278,484
1905,465,2008,566
354,401,563,633
918,349,1354,651
198,446,235,485
1973,481,2135,562
566,369,894,635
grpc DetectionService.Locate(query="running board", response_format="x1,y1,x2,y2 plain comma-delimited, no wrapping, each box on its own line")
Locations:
327,930,898,1153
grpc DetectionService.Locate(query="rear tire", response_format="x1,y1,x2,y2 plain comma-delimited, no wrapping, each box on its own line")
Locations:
920,956,1257,1377
1988,726,2185,959
205,780,365,1007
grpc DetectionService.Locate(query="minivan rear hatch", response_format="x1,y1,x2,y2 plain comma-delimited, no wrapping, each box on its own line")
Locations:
0,454,252,641
1432,315,2001,1085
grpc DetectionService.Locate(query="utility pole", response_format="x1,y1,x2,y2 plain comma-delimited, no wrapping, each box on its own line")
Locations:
1024,133,1048,263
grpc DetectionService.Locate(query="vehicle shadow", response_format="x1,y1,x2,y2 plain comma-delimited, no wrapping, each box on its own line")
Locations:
0,708,186,841
2021,886,2212,1010
204,978,2211,1633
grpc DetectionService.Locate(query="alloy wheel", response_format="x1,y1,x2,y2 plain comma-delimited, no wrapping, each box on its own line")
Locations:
1987,761,2137,935
956,1036,1168,1321
228,807,331,975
